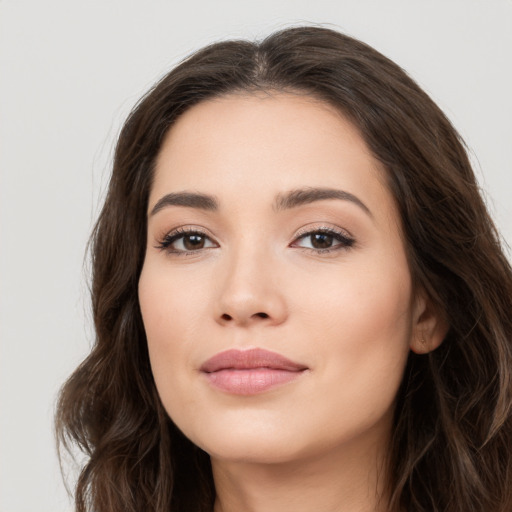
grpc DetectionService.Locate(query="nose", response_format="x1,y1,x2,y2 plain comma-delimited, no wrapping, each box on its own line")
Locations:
215,249,288,327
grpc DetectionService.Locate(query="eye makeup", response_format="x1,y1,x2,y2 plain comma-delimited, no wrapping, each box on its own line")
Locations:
154,223,355,257
155,227,218,255
291,226,355,254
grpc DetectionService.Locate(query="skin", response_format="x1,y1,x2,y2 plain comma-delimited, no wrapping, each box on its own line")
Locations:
138,93,446,512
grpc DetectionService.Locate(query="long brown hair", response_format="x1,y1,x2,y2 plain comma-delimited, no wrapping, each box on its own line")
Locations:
56,26,512,512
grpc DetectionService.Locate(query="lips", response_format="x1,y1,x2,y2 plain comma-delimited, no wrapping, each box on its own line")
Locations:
200,348,308,395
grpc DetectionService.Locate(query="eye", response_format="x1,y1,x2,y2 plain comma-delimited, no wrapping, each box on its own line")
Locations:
292,228,354,252
156,229,218,254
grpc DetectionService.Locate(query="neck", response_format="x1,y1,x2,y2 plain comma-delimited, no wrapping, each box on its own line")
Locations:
211,436,391,512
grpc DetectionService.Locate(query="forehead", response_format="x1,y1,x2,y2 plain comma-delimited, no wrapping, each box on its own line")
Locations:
151,93,394,220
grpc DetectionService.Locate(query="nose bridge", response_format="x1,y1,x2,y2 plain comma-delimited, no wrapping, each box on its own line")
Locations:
216,236,287,326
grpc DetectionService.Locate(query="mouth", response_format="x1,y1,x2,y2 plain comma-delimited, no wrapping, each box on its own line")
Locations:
200,348,309,395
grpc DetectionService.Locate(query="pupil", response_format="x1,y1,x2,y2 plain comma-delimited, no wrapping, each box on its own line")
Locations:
312,233,333,249
184,234,205,250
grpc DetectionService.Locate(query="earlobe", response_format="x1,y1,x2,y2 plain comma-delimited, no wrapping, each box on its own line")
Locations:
410,293,449,355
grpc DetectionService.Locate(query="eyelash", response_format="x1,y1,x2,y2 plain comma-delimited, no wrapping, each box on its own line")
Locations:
292,227,355,253
155,228,216,256
155,226,355,256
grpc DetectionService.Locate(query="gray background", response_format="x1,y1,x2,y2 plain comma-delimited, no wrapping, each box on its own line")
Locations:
1,1,511,511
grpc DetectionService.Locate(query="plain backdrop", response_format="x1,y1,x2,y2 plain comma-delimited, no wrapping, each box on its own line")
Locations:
1,1,511,511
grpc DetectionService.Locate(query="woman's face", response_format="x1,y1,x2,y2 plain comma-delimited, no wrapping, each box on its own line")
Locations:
139,93,427,464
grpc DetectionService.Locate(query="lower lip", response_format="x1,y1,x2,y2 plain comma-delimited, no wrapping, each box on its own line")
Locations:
203,368,305,395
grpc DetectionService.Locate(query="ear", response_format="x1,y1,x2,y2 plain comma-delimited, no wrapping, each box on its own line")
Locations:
410,291,449,355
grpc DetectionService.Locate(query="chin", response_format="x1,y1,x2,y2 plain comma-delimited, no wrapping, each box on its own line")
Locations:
180,412,310,465
202,435,304,465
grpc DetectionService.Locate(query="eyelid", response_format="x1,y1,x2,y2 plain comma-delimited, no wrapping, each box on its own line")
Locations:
155,224,217,242
290,224,355,252
154,226,219,254
292,223,354,240
153,223,355,255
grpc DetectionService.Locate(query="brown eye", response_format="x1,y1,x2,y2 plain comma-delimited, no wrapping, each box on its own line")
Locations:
310,233,334,249
183,234,206,250
158,230,217,253
292,229,355,252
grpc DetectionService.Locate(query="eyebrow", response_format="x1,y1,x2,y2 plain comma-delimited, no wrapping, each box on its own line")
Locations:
274,187,372,217
150,187,371,217
150,192,219,216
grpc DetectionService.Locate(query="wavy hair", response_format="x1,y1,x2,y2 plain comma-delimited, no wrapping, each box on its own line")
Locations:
56,26,512,512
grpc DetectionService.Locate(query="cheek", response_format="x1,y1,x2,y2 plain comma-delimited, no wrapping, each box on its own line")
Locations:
297,259,413,430
293,252,413,342
139,261,210,339
138,263,208,402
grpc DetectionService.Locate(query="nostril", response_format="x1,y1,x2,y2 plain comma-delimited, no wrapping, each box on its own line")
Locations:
219,312,270,323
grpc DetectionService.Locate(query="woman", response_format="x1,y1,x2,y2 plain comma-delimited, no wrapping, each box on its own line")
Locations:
56,26,512,512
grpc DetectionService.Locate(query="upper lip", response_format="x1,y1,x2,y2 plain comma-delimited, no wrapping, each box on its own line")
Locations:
200,348,308,373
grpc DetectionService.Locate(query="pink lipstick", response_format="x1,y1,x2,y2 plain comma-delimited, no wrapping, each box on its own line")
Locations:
200,348,308,395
